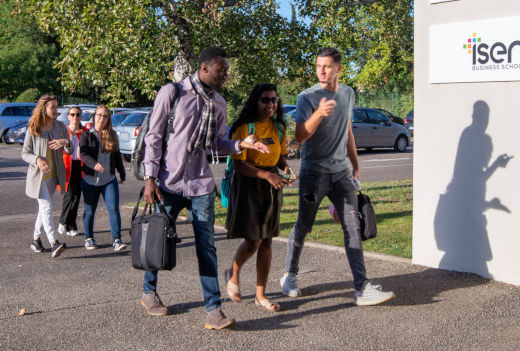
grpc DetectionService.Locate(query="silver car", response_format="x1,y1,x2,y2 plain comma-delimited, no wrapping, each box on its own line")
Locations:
352,107,410,152
114,111,148,161
0,103,36,143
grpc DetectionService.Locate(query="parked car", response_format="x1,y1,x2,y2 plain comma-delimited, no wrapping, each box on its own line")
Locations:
0,103,36,143
283,104,297,120
375,108,405,125
111,110,136,127
134,106,153,112
56,107,70,124
352,107,410,152
6,121,28,144
404,110,414,136
114,111,149,161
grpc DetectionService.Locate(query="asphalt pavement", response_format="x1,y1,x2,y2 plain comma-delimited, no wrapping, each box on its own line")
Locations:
1,205,520,350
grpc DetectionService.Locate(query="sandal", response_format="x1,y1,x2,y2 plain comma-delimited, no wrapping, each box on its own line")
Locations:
255,297,280,312
225,268,242,302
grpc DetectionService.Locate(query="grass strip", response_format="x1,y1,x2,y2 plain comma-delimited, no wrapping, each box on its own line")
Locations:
214,179,413,258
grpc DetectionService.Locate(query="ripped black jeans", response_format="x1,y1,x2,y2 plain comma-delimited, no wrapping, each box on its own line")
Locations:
284,168,367,291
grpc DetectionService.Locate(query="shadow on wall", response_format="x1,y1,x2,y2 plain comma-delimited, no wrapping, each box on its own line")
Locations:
434,100,513,279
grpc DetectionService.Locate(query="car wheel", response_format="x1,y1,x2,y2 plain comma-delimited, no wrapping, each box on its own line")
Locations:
394,135,408,152
2,131,13,144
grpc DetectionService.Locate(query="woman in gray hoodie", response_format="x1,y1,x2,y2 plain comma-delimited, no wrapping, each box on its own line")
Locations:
22,94,72,258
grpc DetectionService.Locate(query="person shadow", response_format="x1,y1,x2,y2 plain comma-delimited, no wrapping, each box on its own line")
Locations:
434,100,513,278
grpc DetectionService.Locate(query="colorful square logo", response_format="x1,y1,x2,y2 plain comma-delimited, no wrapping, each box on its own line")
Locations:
463,33,482,54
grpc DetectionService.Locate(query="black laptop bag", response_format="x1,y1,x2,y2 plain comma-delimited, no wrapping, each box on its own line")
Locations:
130,188,177,270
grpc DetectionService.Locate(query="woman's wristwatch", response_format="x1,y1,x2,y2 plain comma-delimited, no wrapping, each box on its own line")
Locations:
144,175,156,181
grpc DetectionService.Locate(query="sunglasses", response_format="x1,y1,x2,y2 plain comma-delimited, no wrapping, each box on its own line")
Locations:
69,113,82,117
95,113,110,119
259,97,279,104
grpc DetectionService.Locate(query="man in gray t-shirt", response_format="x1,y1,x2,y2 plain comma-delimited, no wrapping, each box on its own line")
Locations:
295,82,354,173
280,47,395,306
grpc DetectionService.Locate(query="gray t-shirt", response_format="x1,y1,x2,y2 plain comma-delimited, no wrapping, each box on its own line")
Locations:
295,83,355,173
83,131,116,186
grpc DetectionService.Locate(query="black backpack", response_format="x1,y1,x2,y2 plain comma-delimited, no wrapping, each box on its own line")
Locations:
131,82,180,180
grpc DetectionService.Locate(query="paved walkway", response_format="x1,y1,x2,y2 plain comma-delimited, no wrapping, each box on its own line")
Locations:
1,207,519,350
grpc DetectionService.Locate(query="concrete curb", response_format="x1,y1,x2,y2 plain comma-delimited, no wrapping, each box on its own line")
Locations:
212,220,412,264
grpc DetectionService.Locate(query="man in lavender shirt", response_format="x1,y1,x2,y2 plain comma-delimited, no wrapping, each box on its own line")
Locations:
140,47,269,330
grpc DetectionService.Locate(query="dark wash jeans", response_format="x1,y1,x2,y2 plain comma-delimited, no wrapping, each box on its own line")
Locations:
143,191,221,313
284,168,367,291
82,177,121,241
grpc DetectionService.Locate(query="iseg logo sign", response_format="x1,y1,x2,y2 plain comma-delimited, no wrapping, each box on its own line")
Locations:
429,17,520,83
463,32,520,70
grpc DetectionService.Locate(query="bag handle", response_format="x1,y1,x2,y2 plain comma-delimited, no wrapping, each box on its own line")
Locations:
130,187,176,236
131,187,145,223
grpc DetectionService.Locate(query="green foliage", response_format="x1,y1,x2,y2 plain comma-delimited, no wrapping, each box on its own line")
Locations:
15,88,42,102
25,0,316,107
357,89,413,118
63,96,95,105
0,0,60,100
297,0,414,93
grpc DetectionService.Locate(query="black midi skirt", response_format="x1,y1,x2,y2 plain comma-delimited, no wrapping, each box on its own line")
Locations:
226,166,283,240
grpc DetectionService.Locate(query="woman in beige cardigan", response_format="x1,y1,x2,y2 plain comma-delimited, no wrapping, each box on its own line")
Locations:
22,94,72,258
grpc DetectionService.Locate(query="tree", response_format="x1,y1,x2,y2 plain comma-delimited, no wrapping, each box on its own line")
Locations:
0,0,60,100
25,0,314,106
296,0,414,93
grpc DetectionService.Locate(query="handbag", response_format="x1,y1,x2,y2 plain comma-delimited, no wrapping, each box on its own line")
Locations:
130,187,177,270
358,191,377,241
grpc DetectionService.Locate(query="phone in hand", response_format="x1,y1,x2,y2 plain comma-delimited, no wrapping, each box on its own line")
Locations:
278,167,297,180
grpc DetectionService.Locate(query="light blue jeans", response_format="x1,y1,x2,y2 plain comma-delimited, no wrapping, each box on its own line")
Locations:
143,191,221,313
284,168,368,291
82,177,121,241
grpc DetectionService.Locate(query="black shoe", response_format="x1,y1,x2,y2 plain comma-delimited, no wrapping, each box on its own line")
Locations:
175,236,182,244
30,238,45,253
51,240,66,258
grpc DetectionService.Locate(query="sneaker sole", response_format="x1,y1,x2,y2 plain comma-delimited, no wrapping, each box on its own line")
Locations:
140,300,168,316
30,246,43,253
204,319,236,330
355,293,395,306
51,245,65,258
85,246,97,250
283,290,301,298
113,244,127,252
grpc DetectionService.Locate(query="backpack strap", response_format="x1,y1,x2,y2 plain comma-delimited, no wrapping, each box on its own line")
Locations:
247,120,283,143
247,122,255,135
273,119,283,143
165,82,180,136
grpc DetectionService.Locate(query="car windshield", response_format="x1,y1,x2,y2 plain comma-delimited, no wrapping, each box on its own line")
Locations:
377,109,391,117
111,113,131,127
120,112,146,126
283,106,296,114
81,112,93,121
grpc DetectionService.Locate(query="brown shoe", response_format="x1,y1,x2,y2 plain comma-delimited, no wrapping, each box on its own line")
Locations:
141,292,168,316
204,309,236,330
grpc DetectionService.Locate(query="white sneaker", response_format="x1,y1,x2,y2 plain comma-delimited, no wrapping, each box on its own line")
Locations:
280,273,301,297
354,282,395,306
58,223,66,235
67,229,79,236
113,239,127,252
